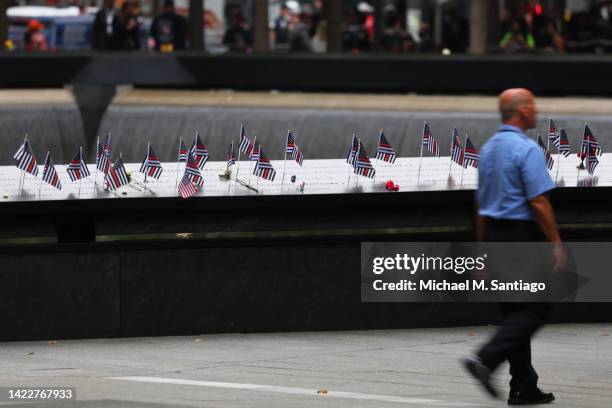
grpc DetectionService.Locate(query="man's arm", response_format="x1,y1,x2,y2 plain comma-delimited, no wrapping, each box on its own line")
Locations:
529,193,566,272
528,194,561,243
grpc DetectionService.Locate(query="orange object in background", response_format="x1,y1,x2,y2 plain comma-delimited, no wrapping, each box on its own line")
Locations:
24,19,48,52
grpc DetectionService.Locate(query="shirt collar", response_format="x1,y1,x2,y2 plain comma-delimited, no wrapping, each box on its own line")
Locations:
499,124,526,136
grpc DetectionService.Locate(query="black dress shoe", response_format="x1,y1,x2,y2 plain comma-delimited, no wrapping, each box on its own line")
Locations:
508,388,555,405
462,356,499,398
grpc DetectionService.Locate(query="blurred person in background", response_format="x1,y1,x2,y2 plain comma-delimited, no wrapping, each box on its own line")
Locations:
92,0,117,50
539,21,565,53
418,21,435,52
273,3,292,50
343,6,370,52
311,19,326,52
150,0,189,52
500,18,528,52
114,0,142,50
23,19,47,52
309,0,322,38
289,10,312,52
565,8,597,53
223,9,252,52
381,14,415,53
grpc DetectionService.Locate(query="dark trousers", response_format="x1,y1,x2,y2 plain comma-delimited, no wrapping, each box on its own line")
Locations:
476,218,552,392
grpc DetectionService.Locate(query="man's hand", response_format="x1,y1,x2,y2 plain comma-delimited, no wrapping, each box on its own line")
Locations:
552,242,566,274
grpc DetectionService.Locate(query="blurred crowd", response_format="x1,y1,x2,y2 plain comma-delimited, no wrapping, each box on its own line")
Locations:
499,1,612,53
92,0,188,51
221,1,440,54
11,0,612,55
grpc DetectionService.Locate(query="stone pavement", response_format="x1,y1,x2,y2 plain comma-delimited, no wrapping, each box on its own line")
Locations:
0,323,610,407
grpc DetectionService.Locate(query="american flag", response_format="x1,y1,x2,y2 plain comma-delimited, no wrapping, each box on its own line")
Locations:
178,173,198,199
185,151,203,186
96,133,111,172
251,140,261,162
178,138,188,162
580,124,602,158
450,129,463,166
292,146,304,166
548,119,557,143
139,143,163,179
537,135,554,171
346,134,359,165
67,147,91,181
98,148,110,175
376,131,396,164
14,139,38,176
105,158,129,191
554,128,572,157
354,141,375,179
462,137,479,169
190,133,209,170
239,124,253,157
253,147,276,181
41,151,61,190
286,131,296,155
227,142,236,168
587,152,599,175
422,123,440,157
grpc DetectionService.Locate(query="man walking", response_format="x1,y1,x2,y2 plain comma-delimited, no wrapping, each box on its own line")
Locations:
463,88,565,405
92,0,117,50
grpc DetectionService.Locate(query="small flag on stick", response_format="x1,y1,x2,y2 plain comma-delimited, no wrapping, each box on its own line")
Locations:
239,124,253,157
450,129,463,166
178,173,198,198
189,132,209,170
537,135,555,171
253,147,276,181
42,151,61,189
178,138,188,162
422,123,440,157
227,142,236,168
376,131,396,164
554,129,572,157
462,137,479,169
354,141,375,179
67,147,91,181
105,158,130,191
14,139,38,176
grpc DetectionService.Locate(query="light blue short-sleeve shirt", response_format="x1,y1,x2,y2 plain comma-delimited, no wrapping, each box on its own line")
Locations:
477,125,555,221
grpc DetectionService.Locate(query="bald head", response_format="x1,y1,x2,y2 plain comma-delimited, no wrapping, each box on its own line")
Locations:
499,88,537,130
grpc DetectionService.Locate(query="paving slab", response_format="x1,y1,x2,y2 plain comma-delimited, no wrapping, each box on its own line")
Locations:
0,323,610,407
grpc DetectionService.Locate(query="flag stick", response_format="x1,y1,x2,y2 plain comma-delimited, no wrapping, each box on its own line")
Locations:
94,135,100,188
281,130,290,189
447,131,454,180
416,123,425,185
373,129,381,183
249,137,256,186
555,153,561,183
547,119,551,151
235,124,243,183
346,133,356,186
460,136,467,186
175,137,182,188
39,151,49,198
19,171,25,197
227,141,234,194
354,139,361,188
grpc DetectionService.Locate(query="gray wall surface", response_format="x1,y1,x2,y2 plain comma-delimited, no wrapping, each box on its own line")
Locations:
2,104,611,165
